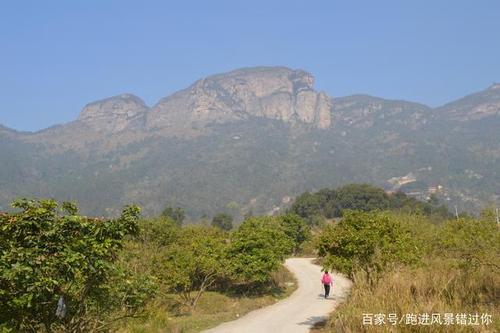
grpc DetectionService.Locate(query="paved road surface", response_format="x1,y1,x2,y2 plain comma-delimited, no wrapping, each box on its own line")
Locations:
203,258,352,333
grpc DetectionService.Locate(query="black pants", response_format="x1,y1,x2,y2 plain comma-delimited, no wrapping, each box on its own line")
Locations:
323,284,330,298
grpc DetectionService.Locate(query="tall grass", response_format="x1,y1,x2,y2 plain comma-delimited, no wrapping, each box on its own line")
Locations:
318,212,499,332
328,261,498,332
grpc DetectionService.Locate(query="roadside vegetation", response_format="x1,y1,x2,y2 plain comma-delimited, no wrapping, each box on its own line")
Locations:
0,200,306,332
0,199,148,332
1,184,497,332
302,203,499,332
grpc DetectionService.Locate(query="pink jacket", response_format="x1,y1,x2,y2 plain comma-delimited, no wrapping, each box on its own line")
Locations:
321,273,332,284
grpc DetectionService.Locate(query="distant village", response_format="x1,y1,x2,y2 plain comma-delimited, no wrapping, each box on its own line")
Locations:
386,172,447,202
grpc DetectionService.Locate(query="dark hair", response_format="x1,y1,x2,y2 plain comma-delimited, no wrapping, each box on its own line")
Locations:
324,270,329,274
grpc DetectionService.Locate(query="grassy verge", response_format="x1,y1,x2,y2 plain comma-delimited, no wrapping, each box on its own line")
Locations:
312,259,499,332
311,212,499,333
115,265,297,333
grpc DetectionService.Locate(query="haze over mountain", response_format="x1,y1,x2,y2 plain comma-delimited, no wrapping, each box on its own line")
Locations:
0,67,498,218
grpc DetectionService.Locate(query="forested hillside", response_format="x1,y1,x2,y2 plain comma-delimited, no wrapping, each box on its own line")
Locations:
0,68,498,217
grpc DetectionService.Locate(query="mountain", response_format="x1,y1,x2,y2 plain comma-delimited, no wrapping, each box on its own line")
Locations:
435,83,500,121
78,93,149,133
0,67,498,218
147,67,331,131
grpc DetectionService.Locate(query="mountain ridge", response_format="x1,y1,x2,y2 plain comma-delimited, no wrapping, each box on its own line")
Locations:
2,66,498,135
0,66,498,217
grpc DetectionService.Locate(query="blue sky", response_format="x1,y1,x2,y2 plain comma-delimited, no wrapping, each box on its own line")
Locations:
1,0,499,132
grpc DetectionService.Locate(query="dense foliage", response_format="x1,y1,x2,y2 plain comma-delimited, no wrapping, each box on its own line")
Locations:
227,217,292,284
0,200,307,330
0,199,151,332
160,206,185,226
290,184,450,223
154,226,228,309
278,214,310,255
439,211,499,271
211,213,233,231
317,210,421,280
118,213,308,313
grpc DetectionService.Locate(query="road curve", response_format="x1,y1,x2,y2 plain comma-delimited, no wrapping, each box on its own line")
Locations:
203,258,352,333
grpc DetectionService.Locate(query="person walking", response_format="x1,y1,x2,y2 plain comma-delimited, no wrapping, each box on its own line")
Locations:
321,270,333,299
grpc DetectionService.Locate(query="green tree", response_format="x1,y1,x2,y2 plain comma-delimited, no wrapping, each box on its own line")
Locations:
334,184,390,214
278,214,310,254
161,206,185,226
228,216,292,284
289,191,324,222
211,213,233,231
154,226,228,310
0,199,146,332
317,211,421,282
139,216,180,247
290,184,450,221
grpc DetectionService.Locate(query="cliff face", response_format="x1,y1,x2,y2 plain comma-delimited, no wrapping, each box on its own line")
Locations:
8,67,500,140
78,94,149,133
146,67,332,130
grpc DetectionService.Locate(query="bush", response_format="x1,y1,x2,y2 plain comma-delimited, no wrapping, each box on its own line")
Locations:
227,216,292,284
439,214,499,272
160,206,185,226
139,216,179,247
317,211,421,281
153,226,228,310
0,199,148,332
211,213,233,231
278,213,310,255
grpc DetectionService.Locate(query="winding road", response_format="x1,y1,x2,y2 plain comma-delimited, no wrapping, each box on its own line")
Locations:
203,258,352,333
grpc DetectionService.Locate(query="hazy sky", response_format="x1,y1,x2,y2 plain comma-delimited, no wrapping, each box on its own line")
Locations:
1,0,499,132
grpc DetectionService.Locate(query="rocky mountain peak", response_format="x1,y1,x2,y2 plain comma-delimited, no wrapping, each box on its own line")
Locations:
146,67,332,130
488,82,500,90
78,93,149,132
437,84,500,121
0,124,15,137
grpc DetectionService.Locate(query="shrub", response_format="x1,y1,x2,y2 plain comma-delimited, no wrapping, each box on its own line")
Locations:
211,213,233,231
153,226,228,310
139,216,179,247
160,206,185,226
227,216,292,284
317,211,421,281
278,213,310,255
439,215,499,272
0,199,146,332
